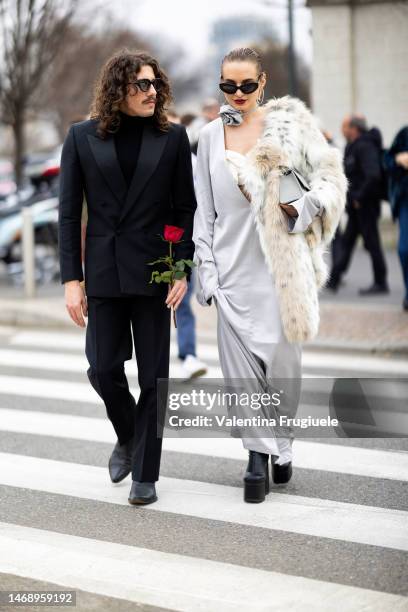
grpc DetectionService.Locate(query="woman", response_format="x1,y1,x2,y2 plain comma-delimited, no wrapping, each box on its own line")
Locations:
193,47,347,503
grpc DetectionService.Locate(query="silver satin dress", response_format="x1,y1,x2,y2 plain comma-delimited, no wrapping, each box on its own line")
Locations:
193,119,308,465
217,150,302,463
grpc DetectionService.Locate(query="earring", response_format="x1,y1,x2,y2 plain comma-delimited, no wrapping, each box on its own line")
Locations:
218,91,227,105
257,88,265,105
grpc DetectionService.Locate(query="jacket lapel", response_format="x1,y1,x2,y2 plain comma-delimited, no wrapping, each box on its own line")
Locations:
87,133,128,205
119,122,169,222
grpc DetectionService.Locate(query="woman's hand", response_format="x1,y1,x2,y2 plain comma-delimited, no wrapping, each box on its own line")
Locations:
279,203,299,217
396,152,408,170
166,277,188,310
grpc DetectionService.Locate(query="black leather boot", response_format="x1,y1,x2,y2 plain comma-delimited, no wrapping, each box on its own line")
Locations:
271,456,293,484
108,436,133,483
244,451,269,503
128,481,157,505
359,282,389,296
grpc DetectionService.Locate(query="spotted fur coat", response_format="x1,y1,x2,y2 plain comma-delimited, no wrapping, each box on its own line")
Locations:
238,96,348,342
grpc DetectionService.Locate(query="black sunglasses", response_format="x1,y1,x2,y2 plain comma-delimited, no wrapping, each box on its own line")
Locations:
219,76,261,95
128,78,164,93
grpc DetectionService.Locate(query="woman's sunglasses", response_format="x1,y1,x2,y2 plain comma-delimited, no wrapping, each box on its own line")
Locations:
128,78,164,93
219,77,261,95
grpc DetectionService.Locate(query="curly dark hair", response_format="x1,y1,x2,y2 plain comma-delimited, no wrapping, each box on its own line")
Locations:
90,49,173,138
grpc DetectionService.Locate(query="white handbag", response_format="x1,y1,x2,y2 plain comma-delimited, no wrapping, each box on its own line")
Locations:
279,169,310,205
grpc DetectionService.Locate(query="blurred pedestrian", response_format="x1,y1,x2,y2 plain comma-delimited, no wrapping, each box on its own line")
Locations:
180,113,197,128
327,115,388,294
187,98,220,155
384,125,408,310
167,109,208,379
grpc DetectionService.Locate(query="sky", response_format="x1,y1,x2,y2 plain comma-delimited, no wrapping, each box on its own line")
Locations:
85,0,313,66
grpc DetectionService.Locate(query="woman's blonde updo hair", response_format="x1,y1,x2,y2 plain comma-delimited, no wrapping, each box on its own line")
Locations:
220,47,264,78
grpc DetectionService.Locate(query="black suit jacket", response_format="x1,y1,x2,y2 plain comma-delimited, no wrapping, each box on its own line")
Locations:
58,117,197,297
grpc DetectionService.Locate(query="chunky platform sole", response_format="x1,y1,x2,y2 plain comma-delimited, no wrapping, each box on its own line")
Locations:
244,464,270,503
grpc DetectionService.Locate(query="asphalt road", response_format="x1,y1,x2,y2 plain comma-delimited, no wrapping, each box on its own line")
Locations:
0,324,407,611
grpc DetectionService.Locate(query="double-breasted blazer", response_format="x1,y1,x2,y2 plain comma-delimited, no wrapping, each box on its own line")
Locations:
58,117,197,297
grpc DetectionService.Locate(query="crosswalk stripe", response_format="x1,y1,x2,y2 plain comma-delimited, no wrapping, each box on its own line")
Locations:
1,407,407,482
0,348,93,373
0,370,334,412
1,522,406,611
6,331,408,375
2,343,221,367
0,350,223,379
0,374,100,403
0,452,407,551
9,330,86,350
8,329,219,350
8,330,221,362
163,436,408,483
1,352,405,434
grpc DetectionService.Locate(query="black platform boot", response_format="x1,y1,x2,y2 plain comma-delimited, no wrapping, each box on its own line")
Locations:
244,451,269,503
271,455,293,484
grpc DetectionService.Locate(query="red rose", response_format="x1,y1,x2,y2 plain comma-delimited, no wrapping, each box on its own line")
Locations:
164,224,185,242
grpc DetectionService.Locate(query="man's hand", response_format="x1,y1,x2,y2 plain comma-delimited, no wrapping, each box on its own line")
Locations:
166,277,187,311
65,280,87,327
396,152,408,170
280,203,299,217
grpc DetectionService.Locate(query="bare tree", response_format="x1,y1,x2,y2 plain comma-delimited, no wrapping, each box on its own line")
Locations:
40,22,152,139
42,24,202,138
0,0,79,187
152,36,202,108
255,39,310,105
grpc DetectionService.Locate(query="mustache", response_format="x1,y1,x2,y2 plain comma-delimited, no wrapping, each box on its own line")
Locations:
144,97,156,103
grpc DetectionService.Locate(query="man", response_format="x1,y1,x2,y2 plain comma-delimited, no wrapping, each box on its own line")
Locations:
167,108,208,380
327,114,388,295
59,50,196,505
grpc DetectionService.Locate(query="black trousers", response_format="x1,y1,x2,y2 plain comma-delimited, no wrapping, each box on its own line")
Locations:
85,295,170,482
330,206,387,285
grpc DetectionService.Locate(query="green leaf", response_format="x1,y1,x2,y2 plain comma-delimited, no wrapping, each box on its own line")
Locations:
154,275,162,284
174,270,186,280
183,259,196,268
160,270,172,281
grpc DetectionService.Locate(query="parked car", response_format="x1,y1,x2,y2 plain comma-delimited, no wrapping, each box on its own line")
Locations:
0,188,59,285
23,145,61,190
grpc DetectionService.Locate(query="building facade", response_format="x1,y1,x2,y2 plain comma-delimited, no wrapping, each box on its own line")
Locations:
306,0,408,145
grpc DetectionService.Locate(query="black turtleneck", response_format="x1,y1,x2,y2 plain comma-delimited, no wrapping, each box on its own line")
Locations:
114,111,152,187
